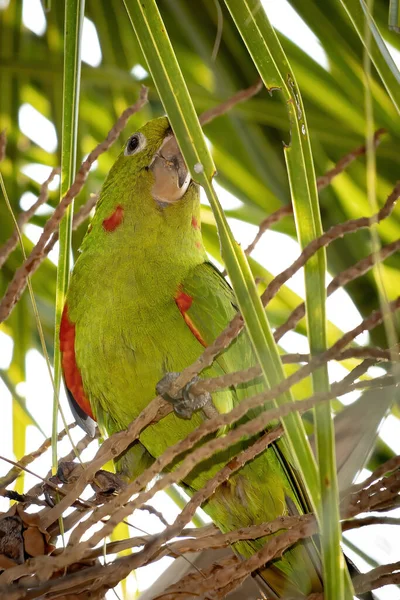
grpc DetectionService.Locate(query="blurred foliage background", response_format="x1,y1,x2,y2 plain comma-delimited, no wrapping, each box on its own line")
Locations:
0,0,400,594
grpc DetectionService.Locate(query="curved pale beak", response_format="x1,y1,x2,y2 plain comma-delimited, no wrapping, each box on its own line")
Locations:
150,135,191,204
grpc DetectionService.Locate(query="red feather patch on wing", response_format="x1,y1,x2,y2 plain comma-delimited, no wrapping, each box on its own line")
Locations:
175,290,207,347
60,304,95,419
102,205,124,232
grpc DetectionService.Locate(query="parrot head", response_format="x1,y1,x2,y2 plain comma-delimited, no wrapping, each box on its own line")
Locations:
103,116,192,208
80,116,205,265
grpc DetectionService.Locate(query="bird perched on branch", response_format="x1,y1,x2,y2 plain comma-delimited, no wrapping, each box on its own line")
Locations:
61,116,323,598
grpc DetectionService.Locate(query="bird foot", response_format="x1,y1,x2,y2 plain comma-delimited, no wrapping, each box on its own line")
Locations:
156,373,215,420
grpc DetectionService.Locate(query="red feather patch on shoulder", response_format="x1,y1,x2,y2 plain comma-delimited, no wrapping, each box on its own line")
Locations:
102,205,124,232
175,290,207,347
60,304,95,420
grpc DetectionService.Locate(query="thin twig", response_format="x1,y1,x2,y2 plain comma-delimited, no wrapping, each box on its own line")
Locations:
1,457,399,598
342,516,400,531
0,87,148,323
0,168,60,269
181,347,396,396
275,237,400,341
353,561,400,595
245,128,387,257
0,422,76,489
199,79,263,126
260,182,400,309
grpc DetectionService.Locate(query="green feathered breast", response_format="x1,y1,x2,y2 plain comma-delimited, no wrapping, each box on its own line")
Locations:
61,116,322,598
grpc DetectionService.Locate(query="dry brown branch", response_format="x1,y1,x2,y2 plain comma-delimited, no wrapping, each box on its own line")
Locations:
183,346,396,396
245,128,387,257
72,193,99,228
157,462,400,599
260,182,400,308
275,237,400,341
1,425,282,583
357,470,400,513
151,556,242,600
27,191,100,270
353,560,400,595
85,353,397,550
0,167,61,269
0,423,76,489
113,426,285,574
36,398,170,530
120,513,399,561
282,346,396,364
153,553,400,600
0,87,148,323
342,454,400,498
342,456,400,517
199,78,264,126
316,128,386,189
0,490,48,507
153,514,312,558
0,456,62,492
167,313,244,399
244,205,294,256
342,515,400,531
3,363,391,578
191,292,400,398
1,455,399,598
9,364,390,586
164,517,318,598
63,426,284,572
27,430,99,499
83,525,217,560
140,504,170,528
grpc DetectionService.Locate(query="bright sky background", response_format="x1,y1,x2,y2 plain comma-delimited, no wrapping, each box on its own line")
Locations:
0,0,399,598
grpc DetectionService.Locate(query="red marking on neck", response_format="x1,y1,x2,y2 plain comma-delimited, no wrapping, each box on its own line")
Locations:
191,216,199,230
60,305,95,419
175,290,207,347
102,205,124,232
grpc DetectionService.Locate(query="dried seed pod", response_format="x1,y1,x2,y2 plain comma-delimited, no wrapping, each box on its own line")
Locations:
0,504,54,570
91,470,126,497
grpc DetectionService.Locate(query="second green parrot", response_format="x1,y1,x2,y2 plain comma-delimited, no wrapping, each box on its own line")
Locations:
61,117,322,598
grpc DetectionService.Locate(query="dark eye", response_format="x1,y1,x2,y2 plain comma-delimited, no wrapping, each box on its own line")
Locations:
125,132,146,156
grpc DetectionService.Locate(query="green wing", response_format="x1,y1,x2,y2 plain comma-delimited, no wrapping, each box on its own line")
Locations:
180,261,264,404
180,262,322,595
181,261,314,515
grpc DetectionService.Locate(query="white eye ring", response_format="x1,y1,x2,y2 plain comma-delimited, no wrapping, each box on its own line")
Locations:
124,132,146,156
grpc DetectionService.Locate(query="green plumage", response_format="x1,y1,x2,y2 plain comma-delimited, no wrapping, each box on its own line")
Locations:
63,117,322,598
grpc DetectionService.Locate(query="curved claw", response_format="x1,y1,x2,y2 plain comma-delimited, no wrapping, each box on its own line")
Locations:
156,373,215,420
156,373,216,419
156,371,181,402
181,376,213,419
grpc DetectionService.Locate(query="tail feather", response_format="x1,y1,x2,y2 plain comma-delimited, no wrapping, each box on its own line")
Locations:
252,539,323,599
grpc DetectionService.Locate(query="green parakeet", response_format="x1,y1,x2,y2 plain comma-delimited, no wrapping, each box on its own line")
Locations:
61,117,322,598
